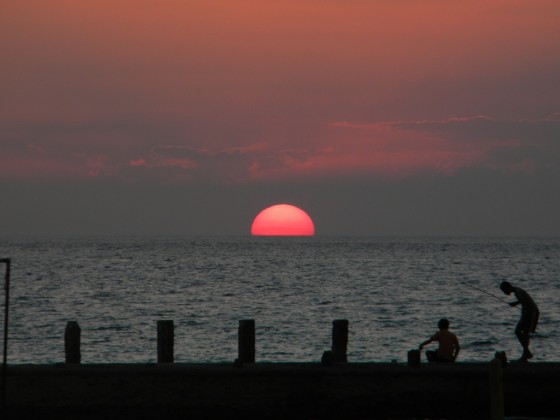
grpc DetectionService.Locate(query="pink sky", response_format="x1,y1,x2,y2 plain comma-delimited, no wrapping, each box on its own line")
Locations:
1,1,559,235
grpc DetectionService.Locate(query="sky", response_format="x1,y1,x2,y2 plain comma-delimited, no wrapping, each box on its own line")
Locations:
1,0,560,236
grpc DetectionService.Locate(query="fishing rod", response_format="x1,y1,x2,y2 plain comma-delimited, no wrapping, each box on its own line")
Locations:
460,281,520,310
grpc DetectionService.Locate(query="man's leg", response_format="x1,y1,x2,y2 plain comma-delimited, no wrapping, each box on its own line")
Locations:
515,323,532,361
426,350,437,362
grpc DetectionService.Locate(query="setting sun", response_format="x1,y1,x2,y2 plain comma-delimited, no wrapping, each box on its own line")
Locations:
251,204,315,236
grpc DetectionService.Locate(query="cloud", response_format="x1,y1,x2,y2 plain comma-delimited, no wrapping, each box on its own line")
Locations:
120,113,557,183
0,136,115,180
2,113,559,184
329,115,560,175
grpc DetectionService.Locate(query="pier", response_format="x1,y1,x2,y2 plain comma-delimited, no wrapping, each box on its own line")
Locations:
3,362,560,419
1,319,559,418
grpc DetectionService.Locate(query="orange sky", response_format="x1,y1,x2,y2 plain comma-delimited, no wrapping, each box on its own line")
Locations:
1,1,559,235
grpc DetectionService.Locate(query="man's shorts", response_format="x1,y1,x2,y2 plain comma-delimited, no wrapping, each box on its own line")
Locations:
518,309,539,333
426,350,453,363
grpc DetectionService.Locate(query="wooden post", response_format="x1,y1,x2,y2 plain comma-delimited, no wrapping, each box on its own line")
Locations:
332,319,348,362
238,319,255,363
1,258,11,412
489,356,504,420
408,349,421,367
64,321,81,364
157,320,174,363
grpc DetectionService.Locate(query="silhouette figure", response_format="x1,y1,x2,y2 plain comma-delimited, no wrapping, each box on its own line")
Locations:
500,281,539,362
419,318,460,363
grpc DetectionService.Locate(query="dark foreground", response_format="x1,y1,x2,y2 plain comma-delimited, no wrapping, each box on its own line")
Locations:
2,362,559,419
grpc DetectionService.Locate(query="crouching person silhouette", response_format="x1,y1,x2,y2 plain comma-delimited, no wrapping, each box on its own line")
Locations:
419,318,460,363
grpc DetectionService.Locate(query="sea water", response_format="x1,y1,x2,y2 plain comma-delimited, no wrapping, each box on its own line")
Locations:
0,236,559,364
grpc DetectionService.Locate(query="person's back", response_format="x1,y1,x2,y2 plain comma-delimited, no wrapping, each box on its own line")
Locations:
513,287,537,313
419,318,460,363
434,329,459,361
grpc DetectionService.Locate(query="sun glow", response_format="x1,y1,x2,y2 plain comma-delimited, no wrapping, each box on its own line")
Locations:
251,204,315,236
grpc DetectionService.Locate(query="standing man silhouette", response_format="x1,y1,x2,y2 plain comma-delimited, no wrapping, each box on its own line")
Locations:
500,281,539,362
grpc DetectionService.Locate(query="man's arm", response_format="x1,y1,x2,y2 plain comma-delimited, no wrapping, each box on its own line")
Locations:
419,334,436,350
515,288,536,309
419,339,431,349
453,337,460,361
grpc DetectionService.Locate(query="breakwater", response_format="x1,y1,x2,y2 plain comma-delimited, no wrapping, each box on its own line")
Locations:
3,362,560,419
3,319,559,418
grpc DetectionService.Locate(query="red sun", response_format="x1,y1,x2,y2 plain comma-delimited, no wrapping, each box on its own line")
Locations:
251,204,315,236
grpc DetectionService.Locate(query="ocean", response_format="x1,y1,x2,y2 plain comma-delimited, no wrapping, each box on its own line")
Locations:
0,236,559,364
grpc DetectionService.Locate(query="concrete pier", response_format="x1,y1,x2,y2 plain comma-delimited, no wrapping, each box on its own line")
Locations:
3,362,559,419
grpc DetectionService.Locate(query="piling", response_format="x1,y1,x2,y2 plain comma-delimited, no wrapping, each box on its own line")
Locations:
157,320,174,363
332,319,348,362
64,321,81,364
408,349,421,367
238,319,255,363
1,257,11,412
489,356,504,420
